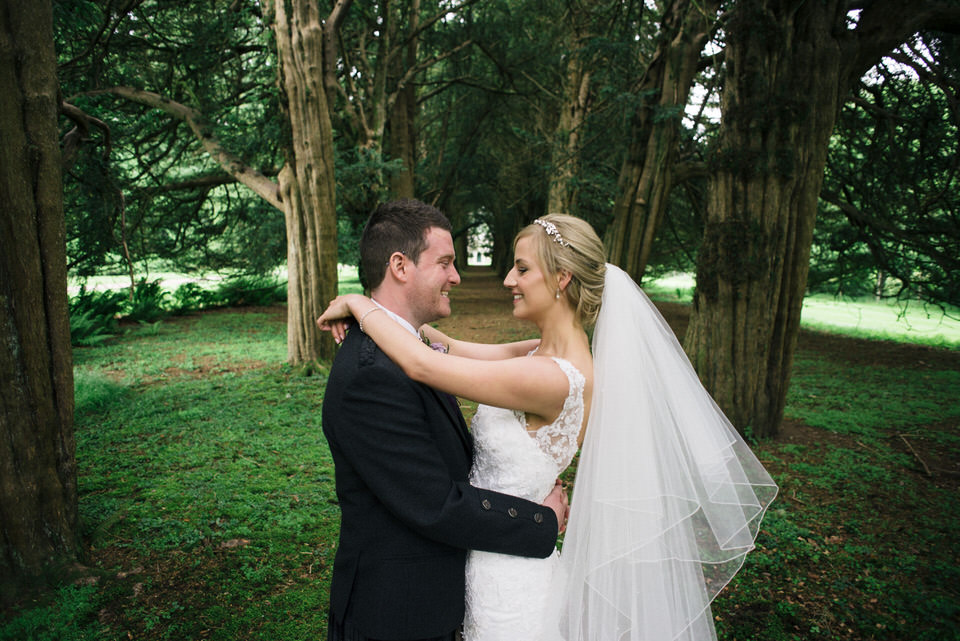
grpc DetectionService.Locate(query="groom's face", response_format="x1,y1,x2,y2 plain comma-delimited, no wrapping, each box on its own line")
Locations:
406,227,460,326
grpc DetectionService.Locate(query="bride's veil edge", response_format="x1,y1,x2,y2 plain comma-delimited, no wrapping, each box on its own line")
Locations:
544,264,778,641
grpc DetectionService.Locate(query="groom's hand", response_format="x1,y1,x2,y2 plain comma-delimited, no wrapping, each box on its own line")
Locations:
543,479,569,535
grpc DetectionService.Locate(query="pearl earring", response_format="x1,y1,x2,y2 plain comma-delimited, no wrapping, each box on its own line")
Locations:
555,288,561,299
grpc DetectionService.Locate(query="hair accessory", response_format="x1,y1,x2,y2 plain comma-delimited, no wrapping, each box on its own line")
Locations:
534,218,570,247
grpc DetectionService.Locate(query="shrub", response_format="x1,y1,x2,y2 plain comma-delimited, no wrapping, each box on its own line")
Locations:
125,278,169,322
69,285,124,346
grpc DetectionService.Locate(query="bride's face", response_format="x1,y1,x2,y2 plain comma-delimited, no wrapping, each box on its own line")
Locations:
504,236,555,321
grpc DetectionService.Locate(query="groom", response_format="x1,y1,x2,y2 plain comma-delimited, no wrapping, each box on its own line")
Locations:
321,199,565,641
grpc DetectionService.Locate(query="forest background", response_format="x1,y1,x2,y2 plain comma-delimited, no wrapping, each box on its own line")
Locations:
2,0,960,639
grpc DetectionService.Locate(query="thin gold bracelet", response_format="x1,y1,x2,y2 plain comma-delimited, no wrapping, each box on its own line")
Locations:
358,306,382,333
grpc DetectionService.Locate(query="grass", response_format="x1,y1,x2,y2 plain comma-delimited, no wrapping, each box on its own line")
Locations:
644,273,960,349
9,310,339,640
713,351,960,641
3,275,959,640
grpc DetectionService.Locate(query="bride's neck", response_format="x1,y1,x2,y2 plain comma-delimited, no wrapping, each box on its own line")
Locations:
536,323,588,358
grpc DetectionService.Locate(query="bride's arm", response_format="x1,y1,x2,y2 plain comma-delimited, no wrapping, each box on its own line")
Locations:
318,295,568,419
418,324,540,361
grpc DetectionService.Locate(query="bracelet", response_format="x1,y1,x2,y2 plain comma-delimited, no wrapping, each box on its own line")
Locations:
358,306,382,333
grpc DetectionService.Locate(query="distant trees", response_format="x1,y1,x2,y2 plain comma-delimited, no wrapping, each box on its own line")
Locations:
816,35,960,306
53,0,960,432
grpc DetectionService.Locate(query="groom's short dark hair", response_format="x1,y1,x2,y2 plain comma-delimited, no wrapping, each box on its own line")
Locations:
359,199,453,291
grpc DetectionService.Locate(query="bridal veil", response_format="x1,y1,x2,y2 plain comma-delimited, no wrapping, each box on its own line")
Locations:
546,264,778,641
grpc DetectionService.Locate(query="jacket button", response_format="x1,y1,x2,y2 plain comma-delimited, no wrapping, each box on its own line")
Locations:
533,512,543,524
481,499,492,510
508,507,518,518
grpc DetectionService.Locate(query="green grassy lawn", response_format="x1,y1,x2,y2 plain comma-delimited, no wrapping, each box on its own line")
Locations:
645,273,960,349
3,276,959,640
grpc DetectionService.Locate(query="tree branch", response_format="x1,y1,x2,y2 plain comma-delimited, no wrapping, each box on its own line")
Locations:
87,86,283,211
60,100,112,168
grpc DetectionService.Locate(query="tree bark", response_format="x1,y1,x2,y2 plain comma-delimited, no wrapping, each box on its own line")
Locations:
0,0,78,585
388,0,419,198
546,48,591,215
271,0,344,364
605,0,721,282
684,0,960,437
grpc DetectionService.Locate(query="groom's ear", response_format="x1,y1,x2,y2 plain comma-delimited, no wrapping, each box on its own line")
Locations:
387,251,409,283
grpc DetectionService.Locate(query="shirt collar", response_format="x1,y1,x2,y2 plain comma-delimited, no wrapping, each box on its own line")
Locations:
370,298,420,338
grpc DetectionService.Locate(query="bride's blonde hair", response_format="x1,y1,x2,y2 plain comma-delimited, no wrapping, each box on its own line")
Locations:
515,214,606,327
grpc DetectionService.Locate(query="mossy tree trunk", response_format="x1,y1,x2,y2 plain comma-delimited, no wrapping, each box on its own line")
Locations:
0,0,78,585
684,0,960,437
605,0,721,282
271,0,350,364
545,12,592,217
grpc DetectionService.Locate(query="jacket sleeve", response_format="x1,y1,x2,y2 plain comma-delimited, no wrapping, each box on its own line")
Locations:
331,361,558,559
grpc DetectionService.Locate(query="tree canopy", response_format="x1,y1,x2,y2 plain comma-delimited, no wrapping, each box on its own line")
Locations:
49,0,960,433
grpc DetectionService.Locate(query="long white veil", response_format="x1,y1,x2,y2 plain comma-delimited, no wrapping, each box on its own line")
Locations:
545,264,778,641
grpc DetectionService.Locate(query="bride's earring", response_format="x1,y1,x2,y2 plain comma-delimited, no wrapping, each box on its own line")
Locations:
555,288,561,299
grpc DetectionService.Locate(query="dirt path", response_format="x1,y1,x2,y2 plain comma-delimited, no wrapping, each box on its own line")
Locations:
439,266,960,370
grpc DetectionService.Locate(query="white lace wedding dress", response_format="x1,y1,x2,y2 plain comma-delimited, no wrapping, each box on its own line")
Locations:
463,356,584,641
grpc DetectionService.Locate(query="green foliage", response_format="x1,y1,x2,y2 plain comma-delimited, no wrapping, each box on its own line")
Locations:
68,285,125,346
208,276,286,308
0,583,108,641
55,0,285,278
171,281,217,313
816,36,960,307
126,279,170,323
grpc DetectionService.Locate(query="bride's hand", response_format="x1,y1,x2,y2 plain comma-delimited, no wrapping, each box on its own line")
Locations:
543,479,569,535
316,294,369,344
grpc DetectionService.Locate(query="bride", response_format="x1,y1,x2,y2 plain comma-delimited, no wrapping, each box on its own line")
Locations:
318,214,777,641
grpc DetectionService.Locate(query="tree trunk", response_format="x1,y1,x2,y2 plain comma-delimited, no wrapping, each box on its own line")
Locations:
271,0,341,364
546,54,590,216
683,0,960,438
605,0,720,282
388,0,418,199
0,0,78,585
683,0,847,438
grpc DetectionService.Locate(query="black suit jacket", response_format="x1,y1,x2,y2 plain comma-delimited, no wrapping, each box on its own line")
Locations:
321,327,558,640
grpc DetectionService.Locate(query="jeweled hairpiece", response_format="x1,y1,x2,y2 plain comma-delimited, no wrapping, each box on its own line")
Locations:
533,218,570,247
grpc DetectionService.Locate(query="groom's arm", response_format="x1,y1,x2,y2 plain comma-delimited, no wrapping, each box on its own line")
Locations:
333,363,559,558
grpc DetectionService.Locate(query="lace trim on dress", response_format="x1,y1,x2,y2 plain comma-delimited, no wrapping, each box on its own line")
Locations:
513,356,584,471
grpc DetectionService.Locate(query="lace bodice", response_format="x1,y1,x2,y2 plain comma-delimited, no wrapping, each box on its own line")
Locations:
468,357,584,502
464,356,584,641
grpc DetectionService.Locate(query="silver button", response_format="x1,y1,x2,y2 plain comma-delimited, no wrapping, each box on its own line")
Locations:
481,499,492,510
508,507,518,518
533,512,543,524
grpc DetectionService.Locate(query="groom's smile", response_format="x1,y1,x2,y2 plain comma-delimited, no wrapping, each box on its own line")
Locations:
407,227,460,325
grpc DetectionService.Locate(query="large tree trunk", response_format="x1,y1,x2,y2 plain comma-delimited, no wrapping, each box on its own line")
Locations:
684,1,839,438
271,0,343,364
0,0,78,586
682,0,960,437
606,0,720,282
